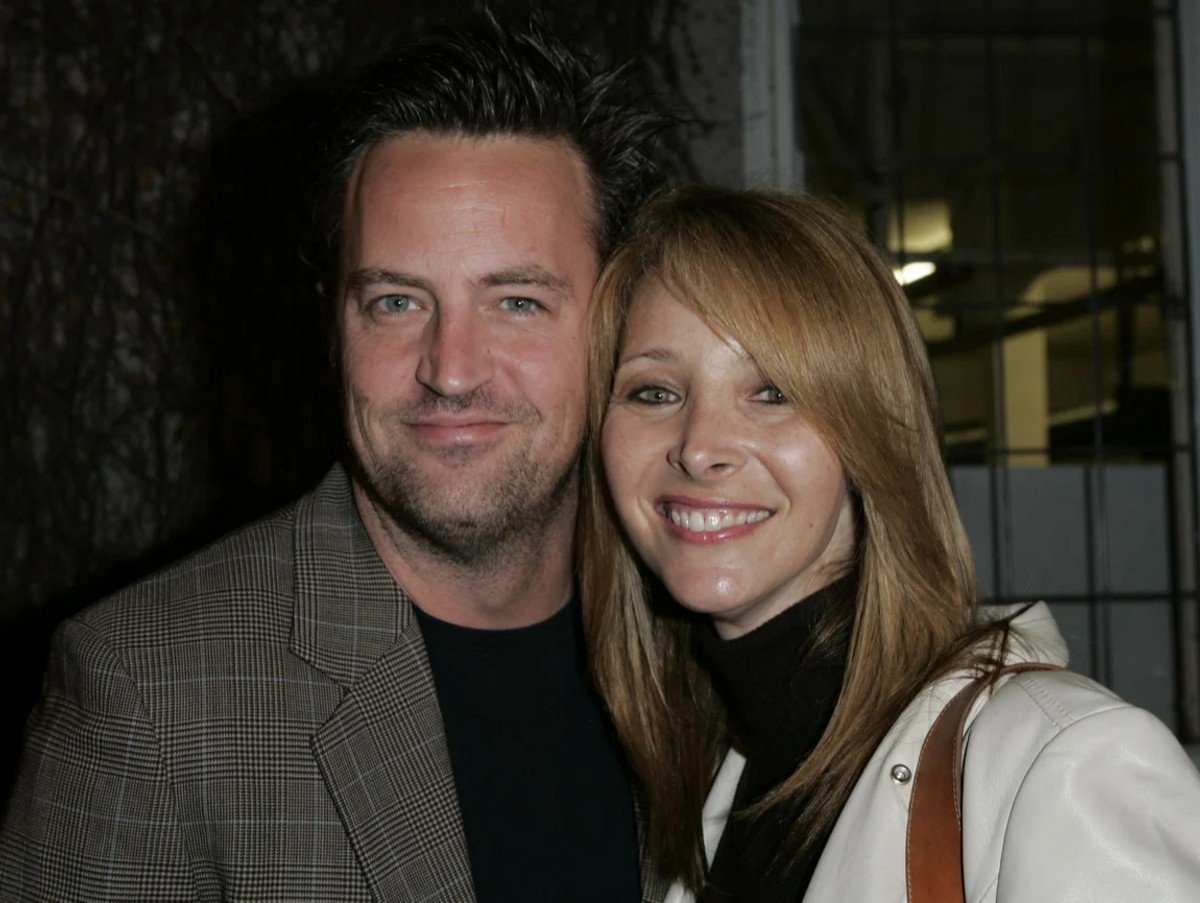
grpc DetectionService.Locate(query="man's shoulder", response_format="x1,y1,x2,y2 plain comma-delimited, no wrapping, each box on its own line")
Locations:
80,466,353,639
75,497,303,645
75,465,359,643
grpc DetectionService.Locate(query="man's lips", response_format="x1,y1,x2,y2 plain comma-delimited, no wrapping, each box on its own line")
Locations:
656,496,774,544
405,418,512,443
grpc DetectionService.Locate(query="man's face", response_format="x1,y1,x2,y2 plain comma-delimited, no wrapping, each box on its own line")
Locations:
337,134,598,566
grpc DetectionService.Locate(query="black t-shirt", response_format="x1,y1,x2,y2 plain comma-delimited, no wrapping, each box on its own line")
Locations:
414,599,640,903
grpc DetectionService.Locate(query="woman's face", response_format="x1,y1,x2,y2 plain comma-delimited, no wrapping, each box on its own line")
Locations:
601,279,856,639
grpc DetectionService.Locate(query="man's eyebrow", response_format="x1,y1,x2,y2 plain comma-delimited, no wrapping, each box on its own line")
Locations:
344,268,434,295
478,266,570,292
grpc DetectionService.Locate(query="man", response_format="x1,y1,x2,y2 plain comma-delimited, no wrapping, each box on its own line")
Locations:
0,18,665,902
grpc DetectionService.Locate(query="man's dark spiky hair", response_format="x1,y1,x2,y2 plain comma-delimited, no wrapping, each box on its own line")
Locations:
311,13,667,286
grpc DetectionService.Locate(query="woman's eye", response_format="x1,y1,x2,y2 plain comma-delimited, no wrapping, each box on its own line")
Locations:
375,294,417,314
499,296,543,315
628,385,679,405
753,385,787,404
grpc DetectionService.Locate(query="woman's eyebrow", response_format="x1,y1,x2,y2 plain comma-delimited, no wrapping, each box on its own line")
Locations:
616,347,676,367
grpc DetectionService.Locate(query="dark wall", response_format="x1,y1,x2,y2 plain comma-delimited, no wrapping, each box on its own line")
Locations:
0,0,722,797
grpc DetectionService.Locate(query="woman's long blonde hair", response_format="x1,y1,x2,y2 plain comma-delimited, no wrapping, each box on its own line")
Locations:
580,185,1005,889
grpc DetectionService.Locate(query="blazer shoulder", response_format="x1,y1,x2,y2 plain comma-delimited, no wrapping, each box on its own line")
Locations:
74,498,302,647
990,668,1195,783
961,670,1200,902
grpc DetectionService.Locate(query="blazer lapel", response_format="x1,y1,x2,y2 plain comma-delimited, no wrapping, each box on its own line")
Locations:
291,466,475,902
313,630,474,902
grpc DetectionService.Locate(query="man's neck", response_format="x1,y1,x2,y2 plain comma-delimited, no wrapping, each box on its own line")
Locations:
351,482,575,630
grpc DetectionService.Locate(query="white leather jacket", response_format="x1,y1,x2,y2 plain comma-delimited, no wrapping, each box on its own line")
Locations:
665,603,1200,902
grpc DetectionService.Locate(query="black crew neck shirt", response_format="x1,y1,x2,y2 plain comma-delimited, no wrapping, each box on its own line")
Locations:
414,599,640,903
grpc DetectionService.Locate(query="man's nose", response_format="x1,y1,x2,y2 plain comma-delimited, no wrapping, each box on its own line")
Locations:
667,399,745,480
415,308,494,397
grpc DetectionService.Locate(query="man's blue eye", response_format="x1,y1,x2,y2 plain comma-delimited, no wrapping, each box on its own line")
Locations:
500,297,542,314
376,295,416,313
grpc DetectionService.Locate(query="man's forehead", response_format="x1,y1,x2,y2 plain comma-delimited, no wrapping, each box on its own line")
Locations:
337,132,600,293
344,132,594,229
348,132,593,207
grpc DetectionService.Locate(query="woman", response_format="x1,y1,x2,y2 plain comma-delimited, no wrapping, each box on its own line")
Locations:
580,185,1200,902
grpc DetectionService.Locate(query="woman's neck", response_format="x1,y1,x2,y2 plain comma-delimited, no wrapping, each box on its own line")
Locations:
694,576,855,783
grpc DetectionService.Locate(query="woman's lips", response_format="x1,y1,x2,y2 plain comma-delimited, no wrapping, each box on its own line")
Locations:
657,497,774,544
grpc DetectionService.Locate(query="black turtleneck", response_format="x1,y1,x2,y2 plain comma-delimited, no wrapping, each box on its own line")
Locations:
693,577,854,903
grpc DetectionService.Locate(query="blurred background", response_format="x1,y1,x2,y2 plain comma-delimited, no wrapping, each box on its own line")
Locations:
3,0,1199,797
789,0,1200,754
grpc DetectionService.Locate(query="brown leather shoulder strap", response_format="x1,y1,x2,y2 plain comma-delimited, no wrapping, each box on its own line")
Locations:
905,662,1063,903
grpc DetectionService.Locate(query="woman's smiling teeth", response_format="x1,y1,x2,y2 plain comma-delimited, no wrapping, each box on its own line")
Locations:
662,504,772,533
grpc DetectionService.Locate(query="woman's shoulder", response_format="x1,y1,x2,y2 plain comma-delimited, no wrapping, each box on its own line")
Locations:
967,601,1182,766
972,666,1139,754
962,673,1200,901
958,605,1200,902
982,599,1069,665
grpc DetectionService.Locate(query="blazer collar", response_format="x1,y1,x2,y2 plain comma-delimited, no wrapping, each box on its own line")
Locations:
635,791,673,903
312,633,476,901
290,464,476,901
290,463,410,688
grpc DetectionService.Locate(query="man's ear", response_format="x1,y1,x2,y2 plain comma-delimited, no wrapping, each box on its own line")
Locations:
315,280,326,299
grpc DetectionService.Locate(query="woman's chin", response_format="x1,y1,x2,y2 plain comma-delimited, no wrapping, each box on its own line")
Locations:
666,587,759,631
659,575,745,617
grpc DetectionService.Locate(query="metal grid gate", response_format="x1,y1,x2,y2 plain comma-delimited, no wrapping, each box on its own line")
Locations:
788,0,1199,739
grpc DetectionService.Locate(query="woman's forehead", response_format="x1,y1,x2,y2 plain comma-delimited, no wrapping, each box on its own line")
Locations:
619,282,755,365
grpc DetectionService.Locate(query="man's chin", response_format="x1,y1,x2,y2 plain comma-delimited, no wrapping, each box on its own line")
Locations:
418,445,509,469
355,439,511,487
354,462,534,554
349,435,581,565
377,495,537,569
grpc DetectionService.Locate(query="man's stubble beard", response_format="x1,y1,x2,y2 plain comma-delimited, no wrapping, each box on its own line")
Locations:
353,406,584,572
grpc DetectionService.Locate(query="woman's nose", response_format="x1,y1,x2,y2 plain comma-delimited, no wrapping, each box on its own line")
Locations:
667,400,745,479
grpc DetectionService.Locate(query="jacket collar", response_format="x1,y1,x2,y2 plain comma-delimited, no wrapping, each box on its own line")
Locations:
668,603,1069,903
636,791,673,903
290,464,476,902
290,464,410,688
806,602,1069,901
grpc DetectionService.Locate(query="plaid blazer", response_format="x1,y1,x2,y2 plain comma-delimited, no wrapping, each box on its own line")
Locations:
1,465,668,902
